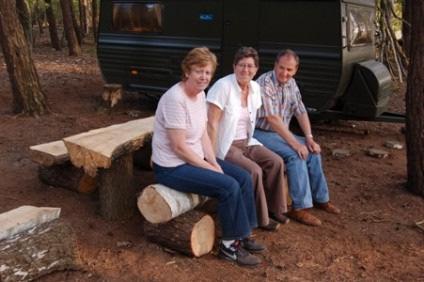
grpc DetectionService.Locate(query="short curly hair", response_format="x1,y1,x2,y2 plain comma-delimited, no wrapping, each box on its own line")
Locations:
233,46,259,67
181,47,218,81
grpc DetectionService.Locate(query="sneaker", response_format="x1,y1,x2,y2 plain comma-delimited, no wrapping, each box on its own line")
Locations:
241,238,266,253
315,202,341,214
269,213,290,224
286,209,322,226
259,218,280,231
218,240,262,267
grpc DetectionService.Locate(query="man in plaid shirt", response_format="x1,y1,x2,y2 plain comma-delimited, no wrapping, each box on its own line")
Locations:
254,49,340,226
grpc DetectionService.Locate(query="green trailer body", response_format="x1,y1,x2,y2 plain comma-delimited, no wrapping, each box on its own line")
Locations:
97,0,401,121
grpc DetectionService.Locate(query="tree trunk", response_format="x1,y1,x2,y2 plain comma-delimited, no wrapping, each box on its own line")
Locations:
405,0,424,196
79,0,89,35
16,0,32,45
402,0,411,56
0,0,50,116
92,0,97,39
45,0,61,50
70,0,83,44
143,210,215,257
35,0,45,35
60,0,81,56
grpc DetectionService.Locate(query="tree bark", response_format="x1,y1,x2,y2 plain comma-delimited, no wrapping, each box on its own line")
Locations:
60,0,81,56
143,210,215,257
405,0,424,196
45,0,61,50
0,0,50,116
16,0,32,45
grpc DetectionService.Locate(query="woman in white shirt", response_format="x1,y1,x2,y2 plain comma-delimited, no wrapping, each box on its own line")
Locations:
207,47,289,231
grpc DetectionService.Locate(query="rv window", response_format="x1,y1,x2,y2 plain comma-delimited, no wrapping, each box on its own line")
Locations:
112,3,163,33
347,5,373,47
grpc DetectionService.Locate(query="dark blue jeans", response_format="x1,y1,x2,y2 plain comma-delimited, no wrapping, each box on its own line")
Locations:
153,159,257,240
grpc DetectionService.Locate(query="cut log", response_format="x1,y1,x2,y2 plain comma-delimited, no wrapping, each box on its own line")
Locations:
0,220,78,282
102,83,123,108
0,205,60,241
30,140,69,166
98,153,135,220
143,210,215,257
38,164,96,194
63,116,154,177
138,184,208,224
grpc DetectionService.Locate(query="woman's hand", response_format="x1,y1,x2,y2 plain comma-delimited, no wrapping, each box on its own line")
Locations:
207,160,224,174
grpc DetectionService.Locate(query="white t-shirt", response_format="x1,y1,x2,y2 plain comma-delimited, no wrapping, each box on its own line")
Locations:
207,74,262,159
152,82,207,167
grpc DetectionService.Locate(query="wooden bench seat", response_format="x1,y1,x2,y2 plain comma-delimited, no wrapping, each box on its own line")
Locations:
30,140,69,167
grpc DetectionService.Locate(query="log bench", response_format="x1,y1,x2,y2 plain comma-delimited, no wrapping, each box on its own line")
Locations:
30,116,155,220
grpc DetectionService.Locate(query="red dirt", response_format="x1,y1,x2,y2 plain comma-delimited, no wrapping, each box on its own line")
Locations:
1,40,423,282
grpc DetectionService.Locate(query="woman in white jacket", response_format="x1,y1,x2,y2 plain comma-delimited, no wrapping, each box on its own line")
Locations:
207,47,289,231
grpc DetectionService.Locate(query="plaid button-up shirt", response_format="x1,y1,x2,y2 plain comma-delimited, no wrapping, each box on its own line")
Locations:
256,70,307,131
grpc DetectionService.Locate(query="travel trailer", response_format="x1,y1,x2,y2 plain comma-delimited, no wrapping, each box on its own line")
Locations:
97,0,403,122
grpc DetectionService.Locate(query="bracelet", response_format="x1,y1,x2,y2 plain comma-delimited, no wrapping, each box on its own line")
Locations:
306,134,313,138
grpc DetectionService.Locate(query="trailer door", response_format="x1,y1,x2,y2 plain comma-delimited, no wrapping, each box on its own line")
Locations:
221,0,259,73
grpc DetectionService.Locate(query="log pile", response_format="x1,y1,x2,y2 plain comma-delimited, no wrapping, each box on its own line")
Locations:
138,184,214,257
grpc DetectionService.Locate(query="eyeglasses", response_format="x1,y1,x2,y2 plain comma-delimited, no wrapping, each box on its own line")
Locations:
236,63,257,70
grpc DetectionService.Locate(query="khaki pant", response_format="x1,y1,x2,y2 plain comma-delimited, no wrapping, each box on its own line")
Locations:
225,140,288,226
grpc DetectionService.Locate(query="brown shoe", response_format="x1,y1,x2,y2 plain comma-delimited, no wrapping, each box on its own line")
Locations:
315,202,341,214
270,213,290,224
286,209,322,226
259,218,280,231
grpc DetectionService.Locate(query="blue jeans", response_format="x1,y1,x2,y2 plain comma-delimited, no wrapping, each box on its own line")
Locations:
254,129,329,209
153,159,257,240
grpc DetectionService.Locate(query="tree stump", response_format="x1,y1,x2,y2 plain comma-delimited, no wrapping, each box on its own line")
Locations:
138,184,208,223
0,220,78,281
102,83,123,108
143,210,215,257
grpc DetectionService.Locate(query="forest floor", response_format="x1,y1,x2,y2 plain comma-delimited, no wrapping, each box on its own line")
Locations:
1,38,423,282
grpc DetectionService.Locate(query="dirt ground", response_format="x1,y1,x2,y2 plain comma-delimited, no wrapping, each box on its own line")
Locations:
1,39,423,282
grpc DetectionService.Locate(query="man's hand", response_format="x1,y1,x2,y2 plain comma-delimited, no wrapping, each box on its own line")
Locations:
306,137,321,154
293,143,309,160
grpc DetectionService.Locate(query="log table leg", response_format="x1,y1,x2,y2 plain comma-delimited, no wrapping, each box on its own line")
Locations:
38,163,96,194
98,153,135,220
